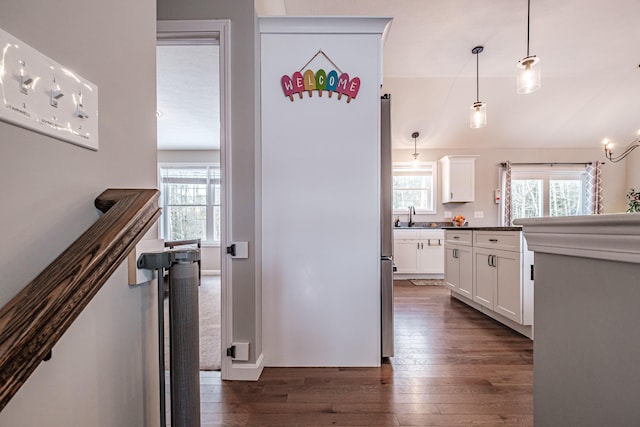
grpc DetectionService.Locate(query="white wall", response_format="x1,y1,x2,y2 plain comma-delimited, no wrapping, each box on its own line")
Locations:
625,151,640,206
156,0,262,366
393,147,628,227
0,0,158,425
261,17,388,366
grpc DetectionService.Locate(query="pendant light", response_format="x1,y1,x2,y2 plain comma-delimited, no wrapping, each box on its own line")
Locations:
517,0,541,94
470,46,487,129
411,131,420,168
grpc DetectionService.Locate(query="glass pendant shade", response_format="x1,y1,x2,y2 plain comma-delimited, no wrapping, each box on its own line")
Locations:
517,55,541,94
470,101,487,129
411,152,421,169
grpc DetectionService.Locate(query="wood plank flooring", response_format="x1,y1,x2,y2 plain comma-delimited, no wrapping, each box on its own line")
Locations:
174,280,533,426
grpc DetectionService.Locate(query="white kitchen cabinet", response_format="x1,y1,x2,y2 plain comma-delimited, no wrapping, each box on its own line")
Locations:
444,242,473,298
394,238,419,273
444,229,534,338
472,246,522,322
439,155,477,203
394,229,444,275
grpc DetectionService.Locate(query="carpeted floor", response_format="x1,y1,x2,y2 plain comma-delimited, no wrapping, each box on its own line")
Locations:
409,278,444,286
163,275,221,371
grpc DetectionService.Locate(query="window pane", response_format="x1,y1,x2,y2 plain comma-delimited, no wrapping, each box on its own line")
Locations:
213,205,221,242
511,179,543,219
549,180,582,216
392,165,434,211
393,189,433,211
167,183,206,205
166,206,206,240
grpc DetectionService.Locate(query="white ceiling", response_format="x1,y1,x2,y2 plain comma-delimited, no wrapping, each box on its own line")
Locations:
159,1,640,151
156,44,219,150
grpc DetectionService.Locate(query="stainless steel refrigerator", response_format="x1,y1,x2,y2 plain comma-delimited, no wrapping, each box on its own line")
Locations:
380,94,394,358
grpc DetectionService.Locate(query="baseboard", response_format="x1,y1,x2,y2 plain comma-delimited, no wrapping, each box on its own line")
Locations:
450,291,534,340
394,274,444,280
223,353,264,381
202,269,221,276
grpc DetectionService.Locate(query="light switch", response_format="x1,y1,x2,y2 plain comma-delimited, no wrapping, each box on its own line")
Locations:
0,28,99,150
444,211,452,218
474,211,484,218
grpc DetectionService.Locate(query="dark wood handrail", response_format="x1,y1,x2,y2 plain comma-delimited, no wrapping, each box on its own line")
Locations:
0,189,160,411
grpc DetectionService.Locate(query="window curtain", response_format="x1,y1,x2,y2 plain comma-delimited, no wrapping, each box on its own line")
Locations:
502,161,512,226
585,161,604,214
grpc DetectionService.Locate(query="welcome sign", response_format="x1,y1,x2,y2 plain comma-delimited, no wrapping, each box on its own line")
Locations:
280,50,361,103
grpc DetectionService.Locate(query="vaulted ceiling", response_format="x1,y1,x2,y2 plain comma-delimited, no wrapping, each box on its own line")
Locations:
158,1,640,151
259,0,640,150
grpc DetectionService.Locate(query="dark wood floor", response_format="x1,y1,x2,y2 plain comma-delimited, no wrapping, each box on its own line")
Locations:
179,280,533,426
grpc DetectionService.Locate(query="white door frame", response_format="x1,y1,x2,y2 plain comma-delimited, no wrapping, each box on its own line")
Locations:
156,19,233,379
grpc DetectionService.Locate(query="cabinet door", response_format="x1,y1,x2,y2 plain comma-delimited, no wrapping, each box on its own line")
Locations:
418,239,444,274
394,240,419,274
440,156,476,203
443,246,459,291
473,247,495,309
457,245,473,298
494,250,523,323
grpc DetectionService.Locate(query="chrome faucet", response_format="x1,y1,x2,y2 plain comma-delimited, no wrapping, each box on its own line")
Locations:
408,206,416,227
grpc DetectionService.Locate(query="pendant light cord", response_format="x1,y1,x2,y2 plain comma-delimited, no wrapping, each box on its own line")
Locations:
526,0,531,57
476,51,480,102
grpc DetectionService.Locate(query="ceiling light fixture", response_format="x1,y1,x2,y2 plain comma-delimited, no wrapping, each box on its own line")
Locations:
517,0,541,94
603,132,640,163
470,46,487,129
411,131,421,168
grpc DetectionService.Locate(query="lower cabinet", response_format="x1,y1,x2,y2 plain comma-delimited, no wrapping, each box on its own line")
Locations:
394,229,444,276
444,229,534,338
444,243,473,298
473,247,523,323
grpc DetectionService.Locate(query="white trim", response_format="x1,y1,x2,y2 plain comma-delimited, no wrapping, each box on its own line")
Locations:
157,19,235,381
201,269,221,276
515,213,640,264
227,353,265,381
392,161,438,215
259,16,393,35
451,292,533,339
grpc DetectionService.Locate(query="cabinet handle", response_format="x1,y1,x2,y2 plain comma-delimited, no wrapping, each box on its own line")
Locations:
453,248,458,258
453,236,460,239
427,239,432,246
450,192,453,199
438,239,442,246
492,255,497,267
489,238,498,242
417,242,420,250
421,242,424,249
487,255,492,267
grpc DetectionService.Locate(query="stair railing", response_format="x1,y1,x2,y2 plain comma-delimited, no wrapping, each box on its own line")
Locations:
0,188,160,411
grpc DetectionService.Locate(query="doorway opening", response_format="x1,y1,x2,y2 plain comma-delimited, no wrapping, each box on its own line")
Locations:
156,20,230,379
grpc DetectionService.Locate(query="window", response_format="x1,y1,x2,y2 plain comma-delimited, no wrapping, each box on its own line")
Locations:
159,165,220,243
392,162,436,213
507,166,587,223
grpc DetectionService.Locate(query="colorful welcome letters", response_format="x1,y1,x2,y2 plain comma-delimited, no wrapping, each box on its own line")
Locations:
281,67,361,103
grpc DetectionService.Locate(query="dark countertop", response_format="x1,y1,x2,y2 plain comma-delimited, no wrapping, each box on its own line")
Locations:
441,226,523,231
394,221,453,229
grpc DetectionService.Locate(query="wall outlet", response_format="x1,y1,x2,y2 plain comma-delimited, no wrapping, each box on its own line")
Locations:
444,211,452,218
474,211,484,218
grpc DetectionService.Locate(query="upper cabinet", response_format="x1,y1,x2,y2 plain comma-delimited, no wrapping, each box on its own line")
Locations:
439,155,478,203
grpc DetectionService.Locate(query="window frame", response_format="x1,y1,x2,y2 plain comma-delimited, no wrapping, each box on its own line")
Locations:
392,161,437,215
504,165,588,223
158,162,221,247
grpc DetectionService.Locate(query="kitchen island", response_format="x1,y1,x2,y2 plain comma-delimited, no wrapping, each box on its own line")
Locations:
443,226,534,338
515,213,640,426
